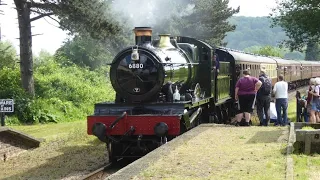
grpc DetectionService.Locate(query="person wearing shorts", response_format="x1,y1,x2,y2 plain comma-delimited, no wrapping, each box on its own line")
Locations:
235,69,262,126
306,78,316,122
309,78,320,123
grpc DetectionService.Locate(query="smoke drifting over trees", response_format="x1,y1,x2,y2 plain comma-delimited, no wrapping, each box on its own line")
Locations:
110,0,194,28
110,0,239,46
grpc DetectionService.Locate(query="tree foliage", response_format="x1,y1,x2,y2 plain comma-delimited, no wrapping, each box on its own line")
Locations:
224,16,306,59
55,29,133,70
0,41,18,69
244,45,307,60
244,46,284,58
271,0,320,51
151,0,239,46
55,35,114,69
57,0,239,69
305,42,320,60
30,0,121,38
12,0,122,96
0,53,115,124
181,0,239,46
225,16,287,50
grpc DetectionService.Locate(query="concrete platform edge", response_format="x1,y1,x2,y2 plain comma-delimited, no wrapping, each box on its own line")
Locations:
286,122,295,180
0,127,42,147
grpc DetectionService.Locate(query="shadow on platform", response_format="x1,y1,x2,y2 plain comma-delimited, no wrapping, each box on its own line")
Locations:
246,129,285,144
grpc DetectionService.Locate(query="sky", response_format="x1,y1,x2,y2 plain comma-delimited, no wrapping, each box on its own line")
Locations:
0,0,277,55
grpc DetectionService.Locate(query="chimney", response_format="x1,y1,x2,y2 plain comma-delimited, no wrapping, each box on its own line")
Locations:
159,34,175,49
133,27,152,45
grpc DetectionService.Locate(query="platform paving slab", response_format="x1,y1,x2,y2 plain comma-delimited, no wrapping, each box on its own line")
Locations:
0,127,41,161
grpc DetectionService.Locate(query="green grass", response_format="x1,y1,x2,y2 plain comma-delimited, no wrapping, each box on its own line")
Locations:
302,126,315,130
288,99,298,122
8,121,88,142
292,154,320,180
1,121,106,180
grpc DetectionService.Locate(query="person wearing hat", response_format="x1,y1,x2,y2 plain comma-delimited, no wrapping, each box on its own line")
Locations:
235,69,262,126
256,66,272,126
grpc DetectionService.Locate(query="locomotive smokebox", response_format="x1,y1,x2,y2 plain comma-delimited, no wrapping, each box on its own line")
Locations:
133,27,152,45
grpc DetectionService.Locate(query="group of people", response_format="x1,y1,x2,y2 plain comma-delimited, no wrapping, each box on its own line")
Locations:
234,67,288,126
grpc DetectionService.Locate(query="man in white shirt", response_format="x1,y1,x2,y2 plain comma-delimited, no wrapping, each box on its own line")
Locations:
273,75,288,126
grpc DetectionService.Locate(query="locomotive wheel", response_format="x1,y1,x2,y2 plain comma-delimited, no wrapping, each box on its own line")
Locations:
213,113,219,123
215,106,223,124
180,122,187,134
108,142,123,163
222,108,228,124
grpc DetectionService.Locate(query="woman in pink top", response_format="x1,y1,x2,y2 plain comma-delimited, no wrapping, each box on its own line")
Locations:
235,69,262,126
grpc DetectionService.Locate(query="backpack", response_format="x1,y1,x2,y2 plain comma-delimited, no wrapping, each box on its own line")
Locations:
259,76,272,95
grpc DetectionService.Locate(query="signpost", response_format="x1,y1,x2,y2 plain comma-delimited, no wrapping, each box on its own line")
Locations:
0,99,14,126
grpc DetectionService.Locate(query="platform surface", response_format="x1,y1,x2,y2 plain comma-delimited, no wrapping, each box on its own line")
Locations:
107,124,289,180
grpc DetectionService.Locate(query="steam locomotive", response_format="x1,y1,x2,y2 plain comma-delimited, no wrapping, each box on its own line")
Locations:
87,27,320,162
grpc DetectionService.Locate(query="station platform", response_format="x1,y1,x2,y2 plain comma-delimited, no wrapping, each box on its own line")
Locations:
0,127,41,161
107,124,290,180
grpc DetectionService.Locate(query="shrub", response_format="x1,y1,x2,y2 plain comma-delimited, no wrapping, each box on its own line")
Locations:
0,55,115,124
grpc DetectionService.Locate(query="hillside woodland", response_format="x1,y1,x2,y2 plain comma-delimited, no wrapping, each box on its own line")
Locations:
224,16,305,59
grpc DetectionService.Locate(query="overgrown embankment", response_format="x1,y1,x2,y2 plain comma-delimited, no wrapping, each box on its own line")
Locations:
0,49,115,124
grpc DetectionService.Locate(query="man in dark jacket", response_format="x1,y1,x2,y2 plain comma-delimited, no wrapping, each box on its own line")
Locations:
257,67,272,126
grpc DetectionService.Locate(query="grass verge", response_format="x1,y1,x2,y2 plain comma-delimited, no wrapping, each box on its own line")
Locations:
292,154,320,180
0,121,106,180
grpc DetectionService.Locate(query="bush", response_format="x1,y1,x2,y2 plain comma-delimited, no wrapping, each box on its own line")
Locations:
0,55,115,124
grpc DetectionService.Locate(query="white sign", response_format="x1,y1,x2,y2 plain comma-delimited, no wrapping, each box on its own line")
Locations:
0,99,14,113
129,63,144,69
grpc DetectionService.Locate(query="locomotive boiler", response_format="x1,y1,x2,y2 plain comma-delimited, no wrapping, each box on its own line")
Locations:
110,27,196,103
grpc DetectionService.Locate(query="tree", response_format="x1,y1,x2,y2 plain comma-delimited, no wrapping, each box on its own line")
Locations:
55,27,132,70
13,0,121,96
305,42,320,60
55,35,115,70
0,41,18,69
244,46,285,58
270,0,320,51
181,0,239,46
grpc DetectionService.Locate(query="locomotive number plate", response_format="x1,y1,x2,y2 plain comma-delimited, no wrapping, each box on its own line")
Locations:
129,63,144,69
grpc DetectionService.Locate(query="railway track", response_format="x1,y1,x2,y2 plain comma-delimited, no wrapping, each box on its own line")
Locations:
80,163,112,180
80,158,134,180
